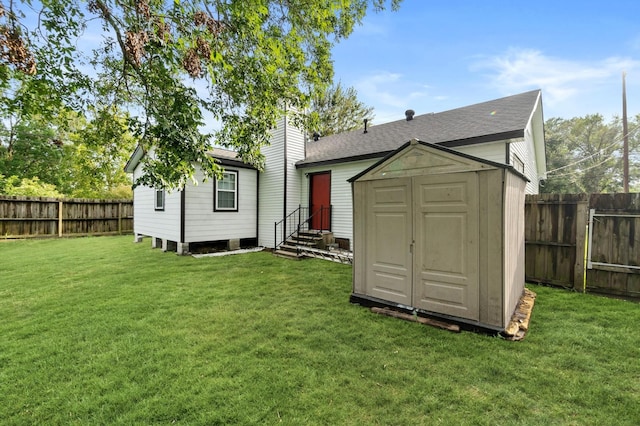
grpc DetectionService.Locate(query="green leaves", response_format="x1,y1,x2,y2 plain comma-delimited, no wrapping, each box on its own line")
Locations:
307,82,375,137
543,114,640,193
1,0,404,189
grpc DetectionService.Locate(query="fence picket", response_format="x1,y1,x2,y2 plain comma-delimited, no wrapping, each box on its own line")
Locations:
0,196,133,238
525,193,640,300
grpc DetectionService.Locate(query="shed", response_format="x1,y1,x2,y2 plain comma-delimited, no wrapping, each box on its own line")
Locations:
349,139,528,332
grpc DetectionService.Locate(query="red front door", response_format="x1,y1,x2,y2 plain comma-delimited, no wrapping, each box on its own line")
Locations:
310,172,331,230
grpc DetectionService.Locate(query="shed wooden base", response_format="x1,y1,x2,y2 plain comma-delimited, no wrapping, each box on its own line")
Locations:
371,307,461,333
501,288,537,341
350,293,505,334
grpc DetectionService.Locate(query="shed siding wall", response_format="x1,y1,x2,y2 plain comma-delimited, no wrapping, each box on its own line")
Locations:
477,169,505,327
503,171,527,325
300,159,378,250
352,180,367,295
184,167,258,242
132,164,181,241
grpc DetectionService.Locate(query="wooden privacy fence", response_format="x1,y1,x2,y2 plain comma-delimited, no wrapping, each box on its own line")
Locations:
0,195,133,238
525,193,640,300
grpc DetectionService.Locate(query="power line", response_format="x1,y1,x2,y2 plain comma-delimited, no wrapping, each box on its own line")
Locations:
546,122,640,176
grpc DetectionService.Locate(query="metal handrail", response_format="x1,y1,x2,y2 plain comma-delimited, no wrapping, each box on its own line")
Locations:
274,205,306,249
299,205,332,233
274,205,332,249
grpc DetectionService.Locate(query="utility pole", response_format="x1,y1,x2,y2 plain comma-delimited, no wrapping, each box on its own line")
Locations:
622,71,629,193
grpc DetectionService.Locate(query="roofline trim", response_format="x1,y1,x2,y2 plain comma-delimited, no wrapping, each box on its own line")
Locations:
437,129,524,148
296,151,392,169
124,145,256,173
297,130,525,169
124,144,144,173
215,157,258,170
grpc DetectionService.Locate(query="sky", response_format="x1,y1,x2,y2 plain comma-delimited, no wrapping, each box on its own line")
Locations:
329,0,640,125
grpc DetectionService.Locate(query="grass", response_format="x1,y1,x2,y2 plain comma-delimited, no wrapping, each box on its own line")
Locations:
1,236,639,425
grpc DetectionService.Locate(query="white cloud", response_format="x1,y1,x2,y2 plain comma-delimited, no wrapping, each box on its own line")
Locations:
353,71,433,122
473,48,640,108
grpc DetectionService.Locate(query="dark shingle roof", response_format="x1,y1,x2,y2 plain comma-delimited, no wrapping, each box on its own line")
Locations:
298,89,541,168
208,147,257,169
125,146,255,173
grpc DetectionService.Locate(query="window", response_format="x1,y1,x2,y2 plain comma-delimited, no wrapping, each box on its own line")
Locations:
155,189,165,211
215,170,238,211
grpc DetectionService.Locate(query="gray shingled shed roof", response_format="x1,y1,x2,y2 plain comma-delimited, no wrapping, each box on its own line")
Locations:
297,89,541,168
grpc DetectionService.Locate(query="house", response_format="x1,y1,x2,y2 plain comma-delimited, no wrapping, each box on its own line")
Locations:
124,147,259,254
125,89,545,254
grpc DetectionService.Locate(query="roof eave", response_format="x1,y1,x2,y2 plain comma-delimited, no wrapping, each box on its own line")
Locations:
438,129,525,148
124,145,144,173
299,130,525,169
216,157,258,170
296,151,392,169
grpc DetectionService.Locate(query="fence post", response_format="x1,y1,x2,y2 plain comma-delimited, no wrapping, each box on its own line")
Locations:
58,200,63,237
118,202,123,235
573,200,589,292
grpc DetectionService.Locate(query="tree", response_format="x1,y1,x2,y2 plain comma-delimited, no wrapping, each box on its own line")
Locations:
61,107,136,199
307,82,374,136
0,175,64,197
0,116,64,187
542,114,640,193
0,0,402,190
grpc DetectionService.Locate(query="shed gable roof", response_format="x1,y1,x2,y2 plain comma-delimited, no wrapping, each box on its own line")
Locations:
350,139,528,183
299,89,542,168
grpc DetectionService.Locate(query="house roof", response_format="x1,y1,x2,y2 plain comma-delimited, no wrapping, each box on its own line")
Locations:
124,146,255,173
208,148,257,170
297,89,542,168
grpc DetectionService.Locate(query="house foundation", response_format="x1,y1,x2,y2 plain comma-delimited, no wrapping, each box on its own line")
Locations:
228,238,241,250
177,242,190,255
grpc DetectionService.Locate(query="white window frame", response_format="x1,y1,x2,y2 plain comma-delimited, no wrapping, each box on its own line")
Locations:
214,170,238,212
155,189,165,211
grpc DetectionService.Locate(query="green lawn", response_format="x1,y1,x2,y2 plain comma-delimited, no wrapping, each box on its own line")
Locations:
1,236,639,425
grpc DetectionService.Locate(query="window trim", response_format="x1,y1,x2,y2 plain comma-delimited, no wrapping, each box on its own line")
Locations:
155,189,165,211
214,170,239,212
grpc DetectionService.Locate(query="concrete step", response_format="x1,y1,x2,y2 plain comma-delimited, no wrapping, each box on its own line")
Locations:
273,249,301,259
278,243,300,252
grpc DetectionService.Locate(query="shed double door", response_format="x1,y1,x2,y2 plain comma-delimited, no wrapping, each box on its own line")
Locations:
364,173,479,321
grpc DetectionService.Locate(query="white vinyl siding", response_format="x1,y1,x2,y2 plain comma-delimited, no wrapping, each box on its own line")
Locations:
258,122,285,248
457,138,540,194
184,167,257,242
299,159,377,251
455,140,507,165
258,115,305,248
510,92,545,194
132,164,182,241
286,117,306,212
